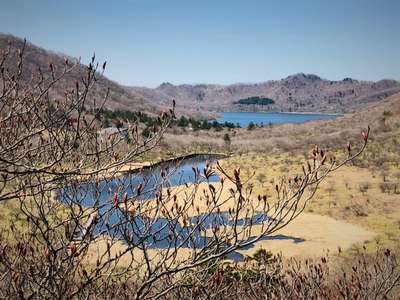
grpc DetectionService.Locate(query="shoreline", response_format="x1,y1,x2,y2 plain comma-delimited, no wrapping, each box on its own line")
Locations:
215,111,343,116
207,111,344,123
275,111,343,116
73,152,230,184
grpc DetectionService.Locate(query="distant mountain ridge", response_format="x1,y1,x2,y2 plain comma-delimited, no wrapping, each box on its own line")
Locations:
2,33,399,116
130,73,400,113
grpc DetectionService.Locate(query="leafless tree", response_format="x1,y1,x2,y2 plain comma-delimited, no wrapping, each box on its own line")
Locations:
0,39,372,299
172,247,400,299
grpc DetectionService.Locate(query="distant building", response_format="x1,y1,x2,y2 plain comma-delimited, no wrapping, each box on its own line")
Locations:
98,127,129,140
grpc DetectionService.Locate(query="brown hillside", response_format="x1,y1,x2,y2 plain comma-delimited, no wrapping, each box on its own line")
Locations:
0,33,164,115
131,74,400,114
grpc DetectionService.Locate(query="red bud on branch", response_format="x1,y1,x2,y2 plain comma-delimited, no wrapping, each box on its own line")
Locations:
362,126,370,142
137,183,144,196
44,247,50,259
123,193,128,207
234,168,240,181
113,193,119,208
68,243,77,256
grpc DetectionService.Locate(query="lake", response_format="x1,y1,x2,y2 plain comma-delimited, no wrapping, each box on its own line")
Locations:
217,112,338,128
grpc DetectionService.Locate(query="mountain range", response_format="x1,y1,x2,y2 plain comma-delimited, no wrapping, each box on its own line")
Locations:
130,74,400,114
2,33,399,116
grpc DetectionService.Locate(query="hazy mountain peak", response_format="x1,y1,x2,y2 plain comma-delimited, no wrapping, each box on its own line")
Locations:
158,82,175,89
132,73,400,114
342,77,358,83
284,73,322,82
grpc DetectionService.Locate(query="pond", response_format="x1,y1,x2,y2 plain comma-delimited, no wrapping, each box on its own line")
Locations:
217,112,339,128
60,154,304,261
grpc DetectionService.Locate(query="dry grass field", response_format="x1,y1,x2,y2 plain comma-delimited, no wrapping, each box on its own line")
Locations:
218,154,398,257
152,93,400,258
1,93,398,265
210,93,400,256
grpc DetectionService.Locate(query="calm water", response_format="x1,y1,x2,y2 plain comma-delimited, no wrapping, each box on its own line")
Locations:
60,154,303,261
217,112,338,128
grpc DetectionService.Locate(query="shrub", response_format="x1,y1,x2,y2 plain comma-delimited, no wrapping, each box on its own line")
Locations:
223,133,231,149
247,121,256,130
359,182,369,195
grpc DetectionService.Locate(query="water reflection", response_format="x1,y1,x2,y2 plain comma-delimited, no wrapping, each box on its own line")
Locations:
61,154,303,261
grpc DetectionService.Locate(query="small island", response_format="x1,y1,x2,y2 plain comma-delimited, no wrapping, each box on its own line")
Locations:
235,96,275,105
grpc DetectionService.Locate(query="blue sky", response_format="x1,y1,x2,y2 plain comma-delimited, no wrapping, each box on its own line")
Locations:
1,0,399,87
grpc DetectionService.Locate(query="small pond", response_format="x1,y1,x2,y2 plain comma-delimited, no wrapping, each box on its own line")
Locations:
60,154,304,261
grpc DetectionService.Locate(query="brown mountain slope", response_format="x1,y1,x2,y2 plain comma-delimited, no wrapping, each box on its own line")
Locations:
130,74,400,114
162,91,400,156
0,33,165,115
3,33,398,116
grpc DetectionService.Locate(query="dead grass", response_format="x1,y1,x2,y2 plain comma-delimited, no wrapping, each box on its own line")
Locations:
220,151,400,254
157,93,400,254
1,93,399,264
161,92,400,158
